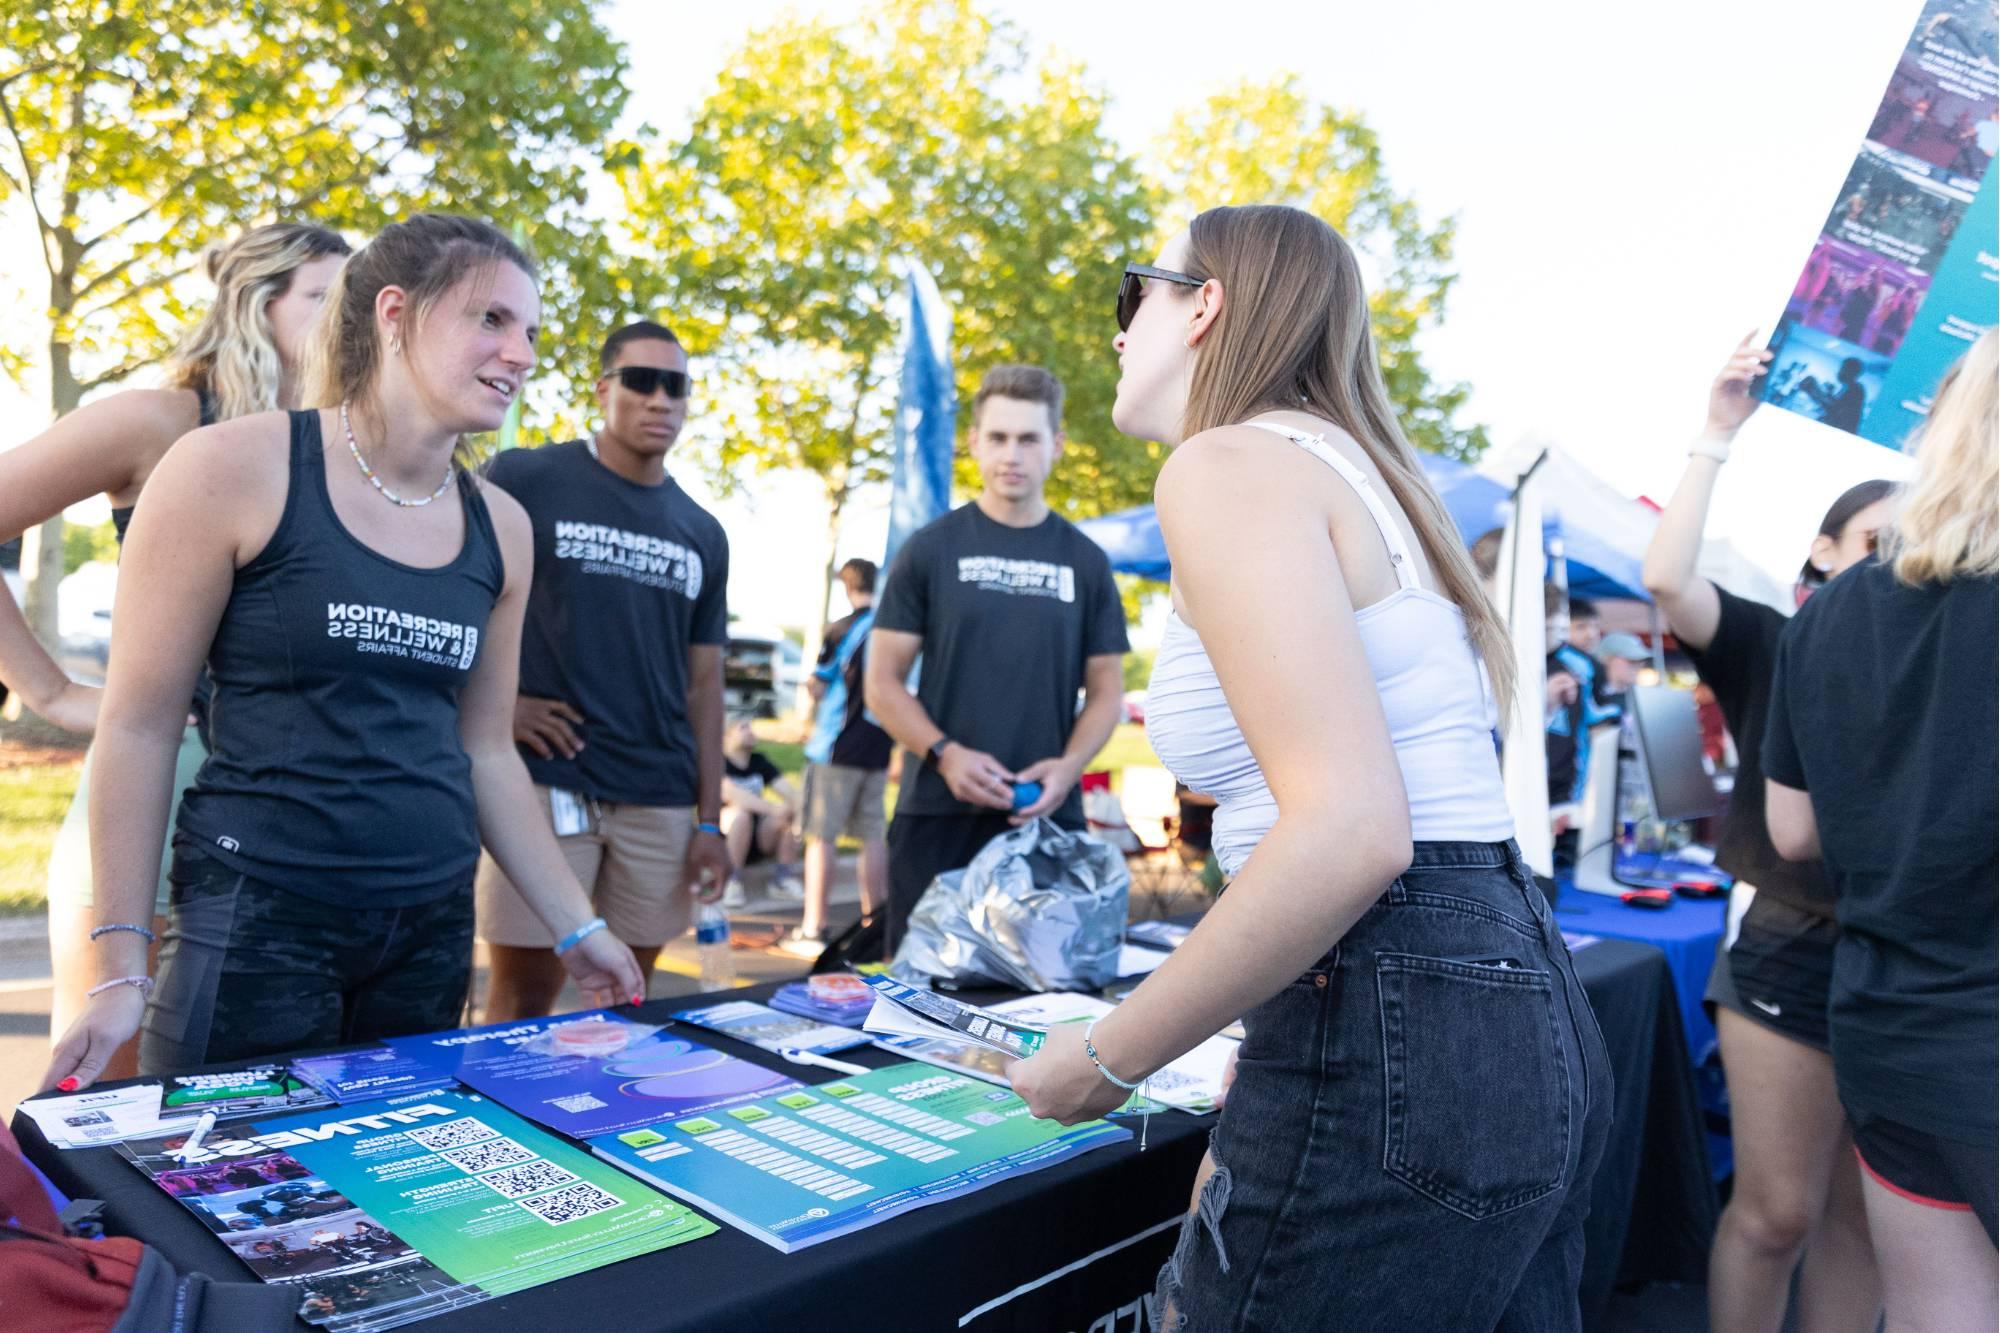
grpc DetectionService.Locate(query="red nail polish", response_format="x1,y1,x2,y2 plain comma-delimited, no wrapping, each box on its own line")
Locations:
630,994,643,1007
58,1077,79,1092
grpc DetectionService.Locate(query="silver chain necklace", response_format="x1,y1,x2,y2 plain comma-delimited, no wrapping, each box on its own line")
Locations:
341,403,453,508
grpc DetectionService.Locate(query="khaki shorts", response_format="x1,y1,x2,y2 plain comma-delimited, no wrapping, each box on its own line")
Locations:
802,763,888,842
475,788,695,949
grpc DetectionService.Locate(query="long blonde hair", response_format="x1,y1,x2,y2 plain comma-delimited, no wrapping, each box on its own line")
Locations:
160,223,351,419
1880,329,1998,586
1178,204,1516,719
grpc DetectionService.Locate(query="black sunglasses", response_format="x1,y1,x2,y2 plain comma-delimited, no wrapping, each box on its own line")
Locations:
605,366,692,399
1116,263,1204,332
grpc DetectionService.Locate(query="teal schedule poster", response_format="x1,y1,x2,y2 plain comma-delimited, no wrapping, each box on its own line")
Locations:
591,1062,1130,1252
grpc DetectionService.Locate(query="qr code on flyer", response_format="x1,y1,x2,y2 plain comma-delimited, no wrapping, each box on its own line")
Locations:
475,1160,581,1199
516,1181,624,1225
403,1118,499,1152
436,1136,538,1174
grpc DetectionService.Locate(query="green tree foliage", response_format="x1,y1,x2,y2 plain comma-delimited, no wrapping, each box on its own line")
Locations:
0,0,632,637
61,519,117,576
610,0,1155,650
1153,76,1488,463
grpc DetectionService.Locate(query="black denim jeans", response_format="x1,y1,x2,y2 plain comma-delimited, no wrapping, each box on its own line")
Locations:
1156,840,1614,1331
138,844,473,1074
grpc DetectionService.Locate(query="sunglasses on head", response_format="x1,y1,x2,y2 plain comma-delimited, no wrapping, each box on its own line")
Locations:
1117,263,1204,332
606,366,691,399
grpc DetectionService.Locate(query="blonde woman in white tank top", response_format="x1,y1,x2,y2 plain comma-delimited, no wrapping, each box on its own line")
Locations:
1009,206,1611,1331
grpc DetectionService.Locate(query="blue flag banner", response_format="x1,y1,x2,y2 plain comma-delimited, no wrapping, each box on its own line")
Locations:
883,262,956,570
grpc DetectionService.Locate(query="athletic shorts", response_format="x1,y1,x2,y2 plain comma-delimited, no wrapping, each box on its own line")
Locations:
1851,1111,1998,1244
802,763,888,843
1703,888,1835,1052
475,788,694,949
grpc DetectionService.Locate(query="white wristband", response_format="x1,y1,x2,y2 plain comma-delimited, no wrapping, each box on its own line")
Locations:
1688,432,1733,464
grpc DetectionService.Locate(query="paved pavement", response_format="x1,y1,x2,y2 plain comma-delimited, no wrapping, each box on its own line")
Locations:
0,862,865,1120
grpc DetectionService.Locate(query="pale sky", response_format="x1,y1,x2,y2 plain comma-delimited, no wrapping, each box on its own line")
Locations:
2,0,1934,635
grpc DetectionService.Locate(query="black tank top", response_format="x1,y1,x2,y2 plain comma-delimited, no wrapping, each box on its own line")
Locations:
176,410,506,905
111,388,215,543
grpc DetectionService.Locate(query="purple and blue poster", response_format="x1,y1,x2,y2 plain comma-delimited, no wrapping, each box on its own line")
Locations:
385,1010,802,1139
1767,0,1998,450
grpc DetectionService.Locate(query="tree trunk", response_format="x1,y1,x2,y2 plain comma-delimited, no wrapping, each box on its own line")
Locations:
21,327,82,647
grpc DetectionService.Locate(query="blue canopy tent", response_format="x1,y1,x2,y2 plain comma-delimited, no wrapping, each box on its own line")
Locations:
1076,451,1650,603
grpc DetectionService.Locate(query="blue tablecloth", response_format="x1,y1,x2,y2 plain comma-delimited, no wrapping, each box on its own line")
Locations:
1554,885,1726,1063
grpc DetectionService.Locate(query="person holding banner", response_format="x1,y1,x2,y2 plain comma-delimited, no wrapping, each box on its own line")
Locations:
1011,205,1609,1329
1763,330,1997,1331
0,222,351,1079
39,215,643,1092
1642,335,1894,1333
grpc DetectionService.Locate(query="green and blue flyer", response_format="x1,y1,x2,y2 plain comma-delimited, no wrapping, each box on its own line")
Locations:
590,1062,1129,1253
121,1088,715,1331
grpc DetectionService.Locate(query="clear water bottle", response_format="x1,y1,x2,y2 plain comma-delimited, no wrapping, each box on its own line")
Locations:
696,902,736,991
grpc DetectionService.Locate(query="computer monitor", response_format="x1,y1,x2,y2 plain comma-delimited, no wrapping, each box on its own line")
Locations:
1627,686,1720,822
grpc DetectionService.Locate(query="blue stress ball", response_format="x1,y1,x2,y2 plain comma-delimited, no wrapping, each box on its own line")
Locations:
1010,782,1043,811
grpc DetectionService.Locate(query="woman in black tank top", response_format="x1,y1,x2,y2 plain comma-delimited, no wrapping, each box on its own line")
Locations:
42,214,642,1091
0,223,348,1081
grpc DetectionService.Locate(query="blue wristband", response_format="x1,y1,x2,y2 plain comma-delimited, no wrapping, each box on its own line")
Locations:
696,822,723,838
555,916,608,955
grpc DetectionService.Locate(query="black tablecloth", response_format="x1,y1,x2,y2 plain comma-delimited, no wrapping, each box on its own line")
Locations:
15,944,1712,1332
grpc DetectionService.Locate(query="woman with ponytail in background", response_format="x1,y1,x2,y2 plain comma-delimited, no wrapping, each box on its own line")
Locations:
0,223,350,1077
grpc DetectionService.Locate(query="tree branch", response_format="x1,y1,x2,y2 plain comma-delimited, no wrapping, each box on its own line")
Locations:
0,68,59,282
78,356,155,395
72,259,195,324
82,89,377,252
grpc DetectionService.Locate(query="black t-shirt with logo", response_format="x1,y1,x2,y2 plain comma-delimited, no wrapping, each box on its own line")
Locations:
1681,583,1833,915
1763,561,1997,1144
178,411,505,905
874,503,1128,821
486,441,729,806
725,751,783,798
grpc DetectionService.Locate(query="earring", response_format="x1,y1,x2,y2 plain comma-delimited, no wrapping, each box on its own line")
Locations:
388,333,403,357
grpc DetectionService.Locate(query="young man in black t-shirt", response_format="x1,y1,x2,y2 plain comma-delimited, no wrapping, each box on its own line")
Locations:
476,321,733,1019
866,365,1129,955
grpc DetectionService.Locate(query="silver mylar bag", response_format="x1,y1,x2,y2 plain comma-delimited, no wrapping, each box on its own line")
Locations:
891,818,1130,992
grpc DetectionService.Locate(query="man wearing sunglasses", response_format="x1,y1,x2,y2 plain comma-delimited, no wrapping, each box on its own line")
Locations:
476,320,734,1019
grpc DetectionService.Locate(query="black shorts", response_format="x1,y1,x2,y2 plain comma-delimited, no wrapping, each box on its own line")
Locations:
1851,1112,1998,1243
1703,890,1836,1051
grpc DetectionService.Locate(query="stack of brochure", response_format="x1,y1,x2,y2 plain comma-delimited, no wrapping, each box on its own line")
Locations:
865,986,1237,1115
670,999,872,1057
120,1088,713,1331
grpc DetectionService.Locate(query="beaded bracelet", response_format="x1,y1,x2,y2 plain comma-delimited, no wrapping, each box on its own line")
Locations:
1082,1018,1144,1090
87,975,155,999
89,923,158,944
555,916,608,955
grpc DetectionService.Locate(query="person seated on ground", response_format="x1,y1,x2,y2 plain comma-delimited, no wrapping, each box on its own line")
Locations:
720,715,802,905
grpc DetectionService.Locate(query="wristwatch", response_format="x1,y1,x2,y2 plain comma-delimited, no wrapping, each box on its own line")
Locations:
923,737,955,770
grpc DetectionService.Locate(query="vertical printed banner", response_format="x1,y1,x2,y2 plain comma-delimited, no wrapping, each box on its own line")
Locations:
1766,0,1999,450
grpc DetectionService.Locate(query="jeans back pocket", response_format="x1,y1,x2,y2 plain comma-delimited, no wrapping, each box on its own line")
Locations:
1376,952,1572,1220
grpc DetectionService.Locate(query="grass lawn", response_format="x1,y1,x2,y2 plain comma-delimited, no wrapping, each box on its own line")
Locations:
0,762,79,915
